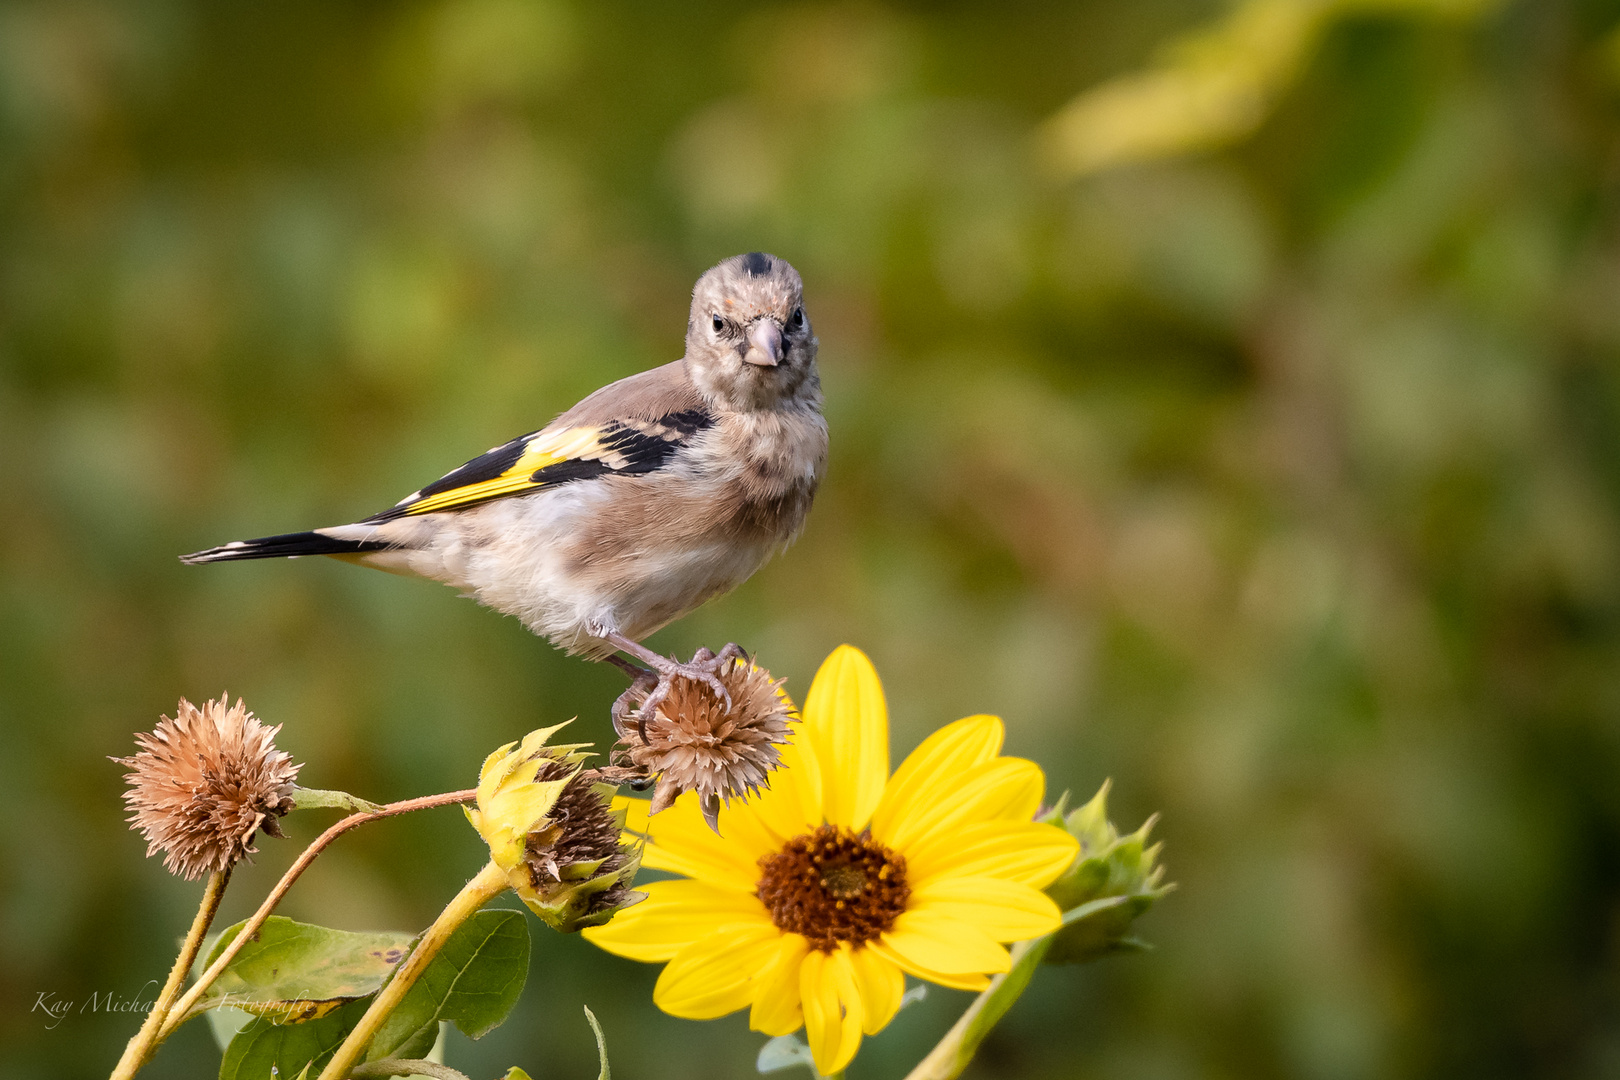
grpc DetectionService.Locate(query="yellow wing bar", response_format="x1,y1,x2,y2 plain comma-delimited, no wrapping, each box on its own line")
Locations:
367,409,714,522
398,427,602,516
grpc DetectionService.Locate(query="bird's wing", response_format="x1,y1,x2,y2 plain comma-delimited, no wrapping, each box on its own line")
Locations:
363,407,715,522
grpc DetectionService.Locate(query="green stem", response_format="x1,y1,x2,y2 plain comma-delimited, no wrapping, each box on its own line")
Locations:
904,897,1123,1080
108,867,232,1080
348,1060,472,1080
156,788,476,1041
902,936,1051,1080
315,861,511,1080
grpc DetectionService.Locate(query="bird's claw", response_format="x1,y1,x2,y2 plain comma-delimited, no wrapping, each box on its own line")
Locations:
611,670,657,742
614,643,750,744
646,647,737,712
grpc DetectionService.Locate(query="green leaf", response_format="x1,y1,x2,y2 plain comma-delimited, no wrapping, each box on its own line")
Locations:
500,1070,534,1080
290,787,387,815
220,997,370,1080
583,1006,609,1080
367,909,530,1060
757,1034,820,1076
192,916,414,1023
1044,894,1163,965
205,1006,254,1052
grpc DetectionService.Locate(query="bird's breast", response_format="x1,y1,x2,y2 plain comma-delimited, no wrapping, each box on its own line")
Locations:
698,406,828,543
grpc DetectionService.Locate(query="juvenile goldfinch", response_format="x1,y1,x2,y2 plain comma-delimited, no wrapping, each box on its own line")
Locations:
184,252,826,720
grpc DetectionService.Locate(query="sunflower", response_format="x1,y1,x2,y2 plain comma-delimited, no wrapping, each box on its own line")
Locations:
583,645,1081,1075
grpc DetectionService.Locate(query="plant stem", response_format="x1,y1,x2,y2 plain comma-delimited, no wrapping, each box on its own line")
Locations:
348,1060,473,1080
903,895,1125,1080
315,860,510,1080
902,936,1053,1080
156,788,476,1041
109,867,232,1080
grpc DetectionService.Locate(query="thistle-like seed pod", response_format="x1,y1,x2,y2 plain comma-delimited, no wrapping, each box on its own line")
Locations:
616,651,794,826
114,695,300,880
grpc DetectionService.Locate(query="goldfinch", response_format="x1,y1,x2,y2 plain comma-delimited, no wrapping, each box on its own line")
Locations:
183,252,826,718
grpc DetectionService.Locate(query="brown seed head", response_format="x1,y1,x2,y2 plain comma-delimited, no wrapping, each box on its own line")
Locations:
617,656,794,817
755,825,910,952
114,695,300,880
519,761,644,931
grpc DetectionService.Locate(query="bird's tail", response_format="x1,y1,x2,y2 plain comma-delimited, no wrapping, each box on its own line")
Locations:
180,530,393,564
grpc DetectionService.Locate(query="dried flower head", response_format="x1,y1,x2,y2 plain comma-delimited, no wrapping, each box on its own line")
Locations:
466,724,643,932
115,695,300,880
520,761,643,932
616,652,794,824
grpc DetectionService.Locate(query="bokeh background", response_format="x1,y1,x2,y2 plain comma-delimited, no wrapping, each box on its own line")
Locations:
5,0,1620,1076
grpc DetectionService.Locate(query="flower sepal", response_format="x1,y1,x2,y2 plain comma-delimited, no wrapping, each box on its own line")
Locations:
466,725,646,934
512,784,645,933
465,723,592,872
1039,780,1173,964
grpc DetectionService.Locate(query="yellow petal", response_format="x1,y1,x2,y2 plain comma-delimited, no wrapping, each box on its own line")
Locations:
581,880,768,962
908,877,1063,942
486,776,568,832
737,729,823,846
880,909,1012,975
749,933,810,1036
865,938,994,992
514,721,572,760
802,646,889,830
654,924,782,1019
800,945,864,1075
869,715,1003,843
476,740,517,801
881,757,1045,853
848,945,906,1035
628,792,775,885
906,821,1080,891
476,722,572,802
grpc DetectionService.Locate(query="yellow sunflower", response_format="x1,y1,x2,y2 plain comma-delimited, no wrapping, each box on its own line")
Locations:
583,645,1081,1075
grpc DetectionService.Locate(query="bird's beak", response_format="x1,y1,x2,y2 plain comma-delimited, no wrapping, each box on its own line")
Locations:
742,320,784,367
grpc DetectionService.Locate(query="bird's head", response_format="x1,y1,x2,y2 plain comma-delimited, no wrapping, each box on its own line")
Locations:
685,252,819,412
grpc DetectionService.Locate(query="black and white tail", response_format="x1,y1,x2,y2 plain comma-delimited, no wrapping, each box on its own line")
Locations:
180,530,392,564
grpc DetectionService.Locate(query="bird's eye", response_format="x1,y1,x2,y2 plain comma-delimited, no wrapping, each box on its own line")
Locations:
711,314,725,334
790,307,804,329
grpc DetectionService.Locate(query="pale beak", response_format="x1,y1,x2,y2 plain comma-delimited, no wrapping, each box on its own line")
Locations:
742,319,784,367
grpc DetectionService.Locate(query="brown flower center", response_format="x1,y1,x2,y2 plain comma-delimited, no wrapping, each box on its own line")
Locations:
755,825,909,952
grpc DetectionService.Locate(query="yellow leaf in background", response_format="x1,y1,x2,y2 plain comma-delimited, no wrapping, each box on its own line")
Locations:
1039,0,1500,178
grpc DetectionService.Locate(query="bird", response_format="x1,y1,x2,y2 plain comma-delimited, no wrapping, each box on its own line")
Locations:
183,251,827,726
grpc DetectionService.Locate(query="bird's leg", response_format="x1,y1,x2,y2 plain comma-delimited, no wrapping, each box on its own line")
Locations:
709,642,747,668
602,632,735,716
603,654,656,742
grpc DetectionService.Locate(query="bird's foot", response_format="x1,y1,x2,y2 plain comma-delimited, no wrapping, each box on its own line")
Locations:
603,634,746,725
634,647,737,720
603,635,735,709
610,669,657,743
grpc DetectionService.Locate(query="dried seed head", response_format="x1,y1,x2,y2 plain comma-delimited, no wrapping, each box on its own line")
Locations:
518,762,643,932
114,695,300,880
465,723,643,932
618,655,794,820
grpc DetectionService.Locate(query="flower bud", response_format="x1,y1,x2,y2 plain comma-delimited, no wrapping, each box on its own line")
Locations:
465,724,643,932
1040,781,1173,964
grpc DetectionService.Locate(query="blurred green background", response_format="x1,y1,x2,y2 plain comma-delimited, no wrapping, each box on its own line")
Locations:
5,0,1620,1076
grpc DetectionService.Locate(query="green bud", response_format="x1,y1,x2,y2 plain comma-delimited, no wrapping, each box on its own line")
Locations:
516,781,645,934
1039,781,1173,964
